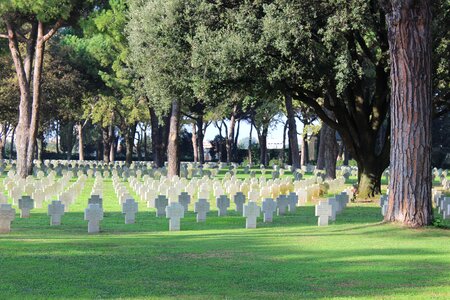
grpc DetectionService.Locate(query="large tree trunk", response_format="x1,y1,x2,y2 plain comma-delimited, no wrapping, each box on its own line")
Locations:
384,0,433,227
191,123,198,163
167,99,180,177
317,114,338,179
77,122,84,161
285,92,301,168
5,20,61,177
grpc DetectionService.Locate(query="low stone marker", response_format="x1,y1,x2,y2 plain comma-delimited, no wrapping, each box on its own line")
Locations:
155,195,168,217
327,198,337,221
287,192,298,212
0,204,15,233
18,196,34,218
243,202,260,229
166,202,185,231
194,199,210,222
122,198,138,224
48,200,65,226
88,195,103,209
262,198,277,222
276,195,289,216
234,192,245,214
216,195,230,216
315,201,332,226
381,203,388,217
178,192,191,212
84,203,103,233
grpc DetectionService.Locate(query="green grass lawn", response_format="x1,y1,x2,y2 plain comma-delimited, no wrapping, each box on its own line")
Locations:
1,177,450,299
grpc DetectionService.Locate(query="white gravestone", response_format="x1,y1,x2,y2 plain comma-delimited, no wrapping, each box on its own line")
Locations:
234,192,246,214
178,192,191,212
287,192,298,212
216,195,230,216
155,195,169,217
122,199,138,224
88,195,103,209
243,202,261,229
18,196,34,218
262,198,277,223
48,200,65,226
315,201,332,226
0,204,15,233
276,195,289,216
194,199,210,222
166,202,185,231
84,203,103,233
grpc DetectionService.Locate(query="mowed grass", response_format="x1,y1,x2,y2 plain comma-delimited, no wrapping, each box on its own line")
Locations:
0,176,450,299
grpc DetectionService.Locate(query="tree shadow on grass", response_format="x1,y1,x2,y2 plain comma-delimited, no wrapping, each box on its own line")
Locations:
0,227,450,299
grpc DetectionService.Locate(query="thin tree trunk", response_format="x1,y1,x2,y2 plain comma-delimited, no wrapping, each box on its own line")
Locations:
66,122,74,160
78,122,84,161
248,123,253,165
168,99,180,177
301,135,308,167
109,125,115,163
144,124,149,160
192,123,198,163
258,127,268,166
226,105,237,163
56,122,60,154
10,127,15,159
281,121,288,165
285,92,300,168
317,127,325,170
197,117,205,164
102,127,111,163
384,0,433,227
233,119,240,160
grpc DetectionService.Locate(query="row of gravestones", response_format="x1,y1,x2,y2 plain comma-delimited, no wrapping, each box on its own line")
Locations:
433,191,450,220
380,190,450,221
314,192,350,226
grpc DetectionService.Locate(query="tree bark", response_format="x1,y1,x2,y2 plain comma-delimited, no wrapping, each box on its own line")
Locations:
10,126,15,159
77,122,84,161
258,127,268,166
109,125,115,163
102,127,111,163
167,99,181,177
281,121,288,165
197,117,205,164
317,128,325,170
317,111,338,179
248,123,253,165
285,92,301,168
301,134,308,167
384,0,433,227
191,123,198,163
66,122,74,160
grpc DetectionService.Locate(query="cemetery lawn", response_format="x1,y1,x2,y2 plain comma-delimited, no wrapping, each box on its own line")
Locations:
1,179,450,299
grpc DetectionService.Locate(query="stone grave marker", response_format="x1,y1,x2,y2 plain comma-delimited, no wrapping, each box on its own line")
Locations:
243,202,261,229
178,192,191,212
122,199,138,224
166,202,185,231
88,195,103,209
287,192,298,212
262,198,277,223
0,204,15,233
315,201,332,226
18,196,34,218
155,195,168,217
84,203,103,233
276,195,289,216
234,192,246,214
194,199,210,222
216,195,230,216
48,200,65,226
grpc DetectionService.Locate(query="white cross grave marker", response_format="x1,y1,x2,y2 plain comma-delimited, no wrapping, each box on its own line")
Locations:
315,201,332,226
262,198,277,222
84,203,103,233
48,200,65,226
166,202,185,231
0,204,15,233
243,202,261,229
18,196,34,218
122,198,138,224
194,199,210,222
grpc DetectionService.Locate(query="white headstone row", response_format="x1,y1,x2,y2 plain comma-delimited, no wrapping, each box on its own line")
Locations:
315,191,350,226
